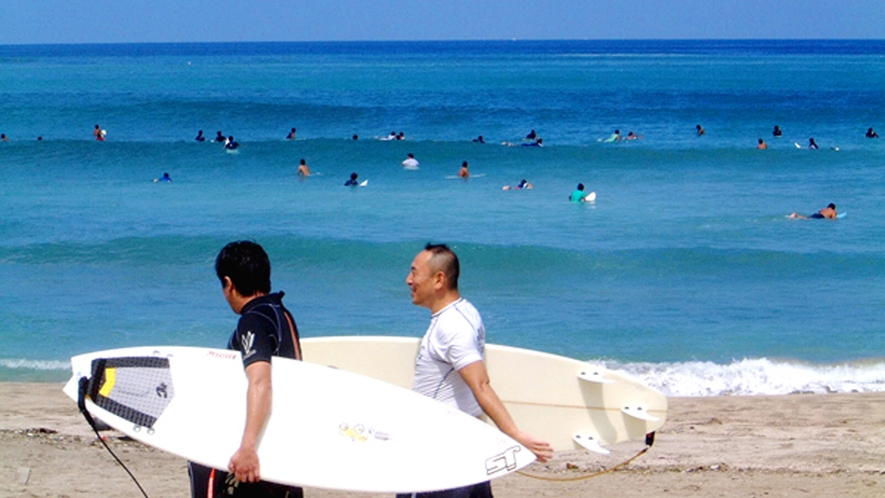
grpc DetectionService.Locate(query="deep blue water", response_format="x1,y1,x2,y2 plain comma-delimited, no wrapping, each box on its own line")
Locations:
1,40,884,395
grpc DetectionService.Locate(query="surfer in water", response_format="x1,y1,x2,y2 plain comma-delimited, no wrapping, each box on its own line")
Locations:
756,138,768,149
225,136,239,150
789,203,837,219
773,125,783,137
696,124,705,136
188,241,303,498
400,244,552,498
297,159,310,177
502,179,532,190
345,172,360,186
402,153,419,169
195,130,206,142
569,183,591,202
458,161,469,178
604,129,622,142
286,128,297,140
866,127,879,138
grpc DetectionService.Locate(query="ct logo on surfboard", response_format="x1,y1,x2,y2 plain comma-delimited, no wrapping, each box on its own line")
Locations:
484,446,522,476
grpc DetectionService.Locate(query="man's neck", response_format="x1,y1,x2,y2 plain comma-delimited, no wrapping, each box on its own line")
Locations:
430,290,461,315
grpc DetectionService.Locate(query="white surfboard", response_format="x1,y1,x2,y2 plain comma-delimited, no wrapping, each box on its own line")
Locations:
584,191,597,202
301,337,667,454
62,346,533,493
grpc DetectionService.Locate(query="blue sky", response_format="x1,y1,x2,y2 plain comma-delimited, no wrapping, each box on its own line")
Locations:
1,0,883,44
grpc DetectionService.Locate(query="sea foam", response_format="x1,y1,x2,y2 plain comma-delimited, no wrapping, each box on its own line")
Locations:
605,357,885,397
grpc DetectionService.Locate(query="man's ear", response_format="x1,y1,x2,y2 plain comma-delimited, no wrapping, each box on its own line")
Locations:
432,270,447,290
222,276,237,295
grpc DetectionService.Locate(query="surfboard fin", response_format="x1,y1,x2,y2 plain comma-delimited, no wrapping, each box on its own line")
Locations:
573,433,610,455
577,369,615,384
621,405,660,422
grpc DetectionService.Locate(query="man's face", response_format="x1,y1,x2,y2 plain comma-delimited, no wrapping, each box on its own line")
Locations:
406,251,438,309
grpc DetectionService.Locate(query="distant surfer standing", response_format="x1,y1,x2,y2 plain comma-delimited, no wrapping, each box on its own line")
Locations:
188,241,303,498
400,244,552,498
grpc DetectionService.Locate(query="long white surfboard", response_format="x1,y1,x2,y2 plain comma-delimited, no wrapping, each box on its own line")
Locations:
301,337,667,454
63,346,534,493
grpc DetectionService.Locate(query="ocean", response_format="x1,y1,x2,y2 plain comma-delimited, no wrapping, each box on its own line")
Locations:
1,40,883,396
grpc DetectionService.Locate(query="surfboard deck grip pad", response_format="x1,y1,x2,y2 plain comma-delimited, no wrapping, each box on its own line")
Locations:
88,356,174,429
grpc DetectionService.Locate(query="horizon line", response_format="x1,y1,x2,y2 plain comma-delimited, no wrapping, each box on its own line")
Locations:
2,38,883,47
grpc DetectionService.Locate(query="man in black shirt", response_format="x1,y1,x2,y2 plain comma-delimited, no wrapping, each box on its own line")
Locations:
189,240,303,498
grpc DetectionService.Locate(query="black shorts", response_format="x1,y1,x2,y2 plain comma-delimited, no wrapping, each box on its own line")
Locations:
396,481,493,498
188,462,303,498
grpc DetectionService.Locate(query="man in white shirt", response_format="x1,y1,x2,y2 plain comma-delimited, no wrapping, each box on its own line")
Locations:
401,243,552,498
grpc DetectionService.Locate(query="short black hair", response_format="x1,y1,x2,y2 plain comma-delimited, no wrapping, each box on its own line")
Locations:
215,241,271,296
827,203,836,209
424,243,460,291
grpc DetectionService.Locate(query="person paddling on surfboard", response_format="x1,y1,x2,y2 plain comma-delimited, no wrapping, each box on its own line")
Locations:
789,203,837,219
188,241,303,498
401,244,552,498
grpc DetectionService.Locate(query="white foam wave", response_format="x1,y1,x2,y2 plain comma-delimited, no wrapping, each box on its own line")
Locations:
600,358,885,397
0,358,70,371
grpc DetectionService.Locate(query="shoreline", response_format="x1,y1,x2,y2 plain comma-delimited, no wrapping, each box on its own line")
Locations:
2,383,884,497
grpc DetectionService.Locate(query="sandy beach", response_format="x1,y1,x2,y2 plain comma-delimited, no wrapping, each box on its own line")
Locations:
2,382,883,498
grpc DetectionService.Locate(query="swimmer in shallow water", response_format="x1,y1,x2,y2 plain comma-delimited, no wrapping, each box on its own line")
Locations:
789,203,837,219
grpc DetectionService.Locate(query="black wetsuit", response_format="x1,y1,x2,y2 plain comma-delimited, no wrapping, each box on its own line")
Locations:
189,292,303,498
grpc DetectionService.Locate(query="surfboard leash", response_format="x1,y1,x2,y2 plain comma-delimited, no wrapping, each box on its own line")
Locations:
516,431,655,483
78,376,151,498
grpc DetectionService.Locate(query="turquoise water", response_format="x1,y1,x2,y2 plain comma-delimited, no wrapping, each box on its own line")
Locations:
1,40,884,395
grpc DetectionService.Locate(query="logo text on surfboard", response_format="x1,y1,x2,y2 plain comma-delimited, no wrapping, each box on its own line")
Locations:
485,446,521,475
